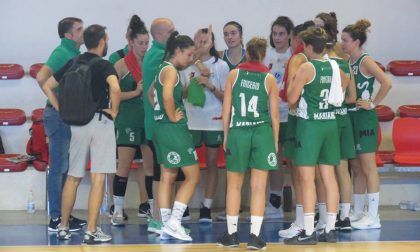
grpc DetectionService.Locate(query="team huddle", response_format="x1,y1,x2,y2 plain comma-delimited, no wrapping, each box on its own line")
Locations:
37,11,391,249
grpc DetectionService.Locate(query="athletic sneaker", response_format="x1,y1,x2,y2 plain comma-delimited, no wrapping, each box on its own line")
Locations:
147,219,163,234
315,221,326,231
264,201,284,220
318,229,337,243
83,227,112,244
284,230,317,245
111,210,125,226
69,215,87,226
351,214,381,230
217,232,239,247
247,233,266,250
56,224,71,240
48,217,82,232
278,222,303,238
349,210,365,222
182,207,191,221
138,202,150,218
109,205,128,221
335,217,352,232
199,206,212,223
162,219,192,241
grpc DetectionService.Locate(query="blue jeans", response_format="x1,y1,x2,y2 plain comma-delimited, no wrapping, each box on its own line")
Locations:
43,105,71,219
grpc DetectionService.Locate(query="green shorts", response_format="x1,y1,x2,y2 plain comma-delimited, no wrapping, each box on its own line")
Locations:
190,130,223,148
349,109,378,154
115,127,146,146
283,114,297,159
294,119,340,166
279,122,287,145
226,125,277,173
336,114,356,160
153,123,198,168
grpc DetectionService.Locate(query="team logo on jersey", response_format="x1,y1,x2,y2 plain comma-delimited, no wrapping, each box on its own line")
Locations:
267,153,277,167
167,152,181,165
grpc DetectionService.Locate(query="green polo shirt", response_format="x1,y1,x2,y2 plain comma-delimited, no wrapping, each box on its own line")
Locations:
108,45,129,65
45,38,80,72
142,40,166,140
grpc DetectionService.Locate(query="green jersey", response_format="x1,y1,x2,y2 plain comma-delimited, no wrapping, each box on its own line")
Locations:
153,61,187,124
114,72,144,128
297,59,336,121
230,70,271,128
349,53,375,110
331,57,351,116
223,49,246,70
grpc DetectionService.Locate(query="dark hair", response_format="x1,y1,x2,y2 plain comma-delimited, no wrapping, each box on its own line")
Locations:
83,24,107,50
128,15,148,40
58,17,82,38
269,16,294,48
299,27,328,54
292,20,315,36
315,12,338,49
343,19,371,47
224,21,243,37
199,28,219,63
246,37,268,62
164,31,195,60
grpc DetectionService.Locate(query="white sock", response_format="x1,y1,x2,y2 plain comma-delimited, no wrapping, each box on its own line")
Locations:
148,199,154,214
250,216,263,236
296,204,304,228
170,201,187,223
353,194,366,214
326,212,337,232
304,213,315,236
339,203,351,220
160,208,171,225
113,196,124,213
270,190,282,196
227,215,238,234
203,198,213,209
318,203,327,224
367,192,380,218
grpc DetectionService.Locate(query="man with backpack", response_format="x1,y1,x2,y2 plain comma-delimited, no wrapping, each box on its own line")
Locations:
36,17,86,232
42,24,121,244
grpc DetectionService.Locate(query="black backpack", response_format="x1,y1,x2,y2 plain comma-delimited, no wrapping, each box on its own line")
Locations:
58,56,102,125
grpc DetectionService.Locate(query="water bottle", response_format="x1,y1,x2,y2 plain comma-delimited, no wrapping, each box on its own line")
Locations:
27,190,35,214
283,185,293,212
100,190,109,215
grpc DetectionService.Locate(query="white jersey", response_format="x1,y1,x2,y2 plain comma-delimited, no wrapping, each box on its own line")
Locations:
264,47,292,122
181,56,230,130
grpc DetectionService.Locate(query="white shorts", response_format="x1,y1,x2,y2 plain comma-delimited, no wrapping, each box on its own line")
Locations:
68,113,116,177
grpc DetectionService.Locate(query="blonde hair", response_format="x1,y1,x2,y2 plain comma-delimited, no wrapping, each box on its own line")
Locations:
246,37,268,62
343,19,371,47
299,27,328,54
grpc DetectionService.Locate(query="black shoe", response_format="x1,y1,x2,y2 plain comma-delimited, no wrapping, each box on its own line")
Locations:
182,206,191,221
70,215,87,226
247,233,266,250
335,217,352,232
109,205,128,221
314,212,320,226
284,230,317,245
138,202,150,218
199,206,212,223
318,229,337,243
48,217,81,232
217,232,239,247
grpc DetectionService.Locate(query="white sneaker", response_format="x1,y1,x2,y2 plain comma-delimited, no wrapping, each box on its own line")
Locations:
162,219,192,241
264,202,284,220
349,210,365,222
278,222,303,238
111,211,125,226
351,214,381,230
217,211,227,221
315,221,326,231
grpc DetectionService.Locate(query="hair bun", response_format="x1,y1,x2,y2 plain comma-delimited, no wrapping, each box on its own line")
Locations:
355,19,371,32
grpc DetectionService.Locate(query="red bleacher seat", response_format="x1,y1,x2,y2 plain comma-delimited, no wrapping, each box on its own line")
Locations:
0,109,26,125
387,60,420,76
398,105,420,118
33,160,48,172
375,61,386,72
196,145,226,169
29,63,43,79
0,154,28,172
0,64,24,80
31,108,44,122
392,117,420,166
376,105,394,122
